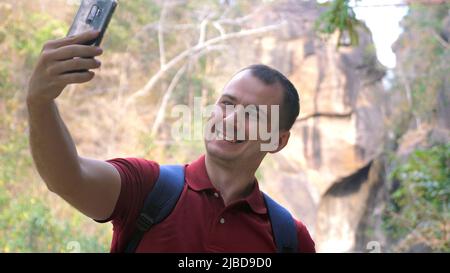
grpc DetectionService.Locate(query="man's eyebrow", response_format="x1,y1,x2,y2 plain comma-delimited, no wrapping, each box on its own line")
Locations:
220,94,237,102
220,94,268,115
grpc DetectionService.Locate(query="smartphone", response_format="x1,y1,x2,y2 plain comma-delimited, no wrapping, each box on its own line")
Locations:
67,0,117,46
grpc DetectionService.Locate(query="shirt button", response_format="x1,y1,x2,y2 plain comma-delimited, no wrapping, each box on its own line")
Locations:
214,192,220,198
219,217,225,224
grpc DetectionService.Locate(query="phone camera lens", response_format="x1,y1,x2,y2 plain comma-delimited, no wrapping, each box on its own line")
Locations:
86,5,99,24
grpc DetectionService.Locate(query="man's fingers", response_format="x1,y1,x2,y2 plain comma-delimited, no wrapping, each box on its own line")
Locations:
70,30,101,45
44,30,100,49
49,44,103,61
48,58,101,75
58,71,96,85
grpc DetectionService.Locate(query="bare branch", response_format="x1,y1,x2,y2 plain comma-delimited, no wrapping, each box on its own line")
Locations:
213,21,226,37
198,17,209,45
433,30,449,49
151,64,188,136
150,44,228,135
296,111,353,122
397,62,420,128
159,2,169,68
125,21,286,106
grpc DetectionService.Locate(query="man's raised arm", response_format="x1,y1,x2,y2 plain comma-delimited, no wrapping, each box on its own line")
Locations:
26,30,121,221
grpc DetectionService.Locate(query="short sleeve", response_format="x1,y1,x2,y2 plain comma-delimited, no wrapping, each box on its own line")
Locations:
296,220,316,253
100,158,159,229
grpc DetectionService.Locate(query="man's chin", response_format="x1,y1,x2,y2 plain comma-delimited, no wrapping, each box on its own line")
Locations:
205,141,244,161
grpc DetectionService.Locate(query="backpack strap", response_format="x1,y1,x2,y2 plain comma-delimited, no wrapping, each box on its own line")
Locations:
124,165,185,253
262,193,298,253
123,165,297,253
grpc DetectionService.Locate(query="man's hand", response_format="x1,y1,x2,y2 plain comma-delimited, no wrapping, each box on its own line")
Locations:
27,30,103,103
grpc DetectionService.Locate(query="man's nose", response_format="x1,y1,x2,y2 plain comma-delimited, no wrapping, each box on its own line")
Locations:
222,108,247,137
222,110,237,133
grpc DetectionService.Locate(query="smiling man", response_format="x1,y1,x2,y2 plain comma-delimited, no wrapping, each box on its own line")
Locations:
26,31,315,253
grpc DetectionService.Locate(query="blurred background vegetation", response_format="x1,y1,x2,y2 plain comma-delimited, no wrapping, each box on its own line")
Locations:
0,0,448,252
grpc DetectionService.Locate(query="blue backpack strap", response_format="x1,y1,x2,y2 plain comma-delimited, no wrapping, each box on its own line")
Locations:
124,165,185,253
263,193,298,253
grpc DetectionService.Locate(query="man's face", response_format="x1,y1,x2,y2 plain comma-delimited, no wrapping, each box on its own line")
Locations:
204,69,287,163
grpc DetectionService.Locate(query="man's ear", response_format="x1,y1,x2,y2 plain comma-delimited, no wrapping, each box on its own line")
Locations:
268,131,290,154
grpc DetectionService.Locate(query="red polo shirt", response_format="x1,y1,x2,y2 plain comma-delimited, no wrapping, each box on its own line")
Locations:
100,155,315,253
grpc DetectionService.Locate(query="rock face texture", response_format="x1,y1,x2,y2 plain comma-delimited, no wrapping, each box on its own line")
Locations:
244,2,449,252
211,0,388,252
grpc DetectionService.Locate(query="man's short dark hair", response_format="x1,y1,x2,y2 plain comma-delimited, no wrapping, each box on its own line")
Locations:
242,64,300,131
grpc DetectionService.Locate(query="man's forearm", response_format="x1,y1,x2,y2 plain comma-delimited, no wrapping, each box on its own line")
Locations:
27,98,82,194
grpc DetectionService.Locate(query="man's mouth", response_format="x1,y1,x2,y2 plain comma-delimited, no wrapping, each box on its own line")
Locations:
215,129,245,144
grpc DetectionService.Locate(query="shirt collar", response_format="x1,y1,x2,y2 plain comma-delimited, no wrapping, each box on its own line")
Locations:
185,155,267,215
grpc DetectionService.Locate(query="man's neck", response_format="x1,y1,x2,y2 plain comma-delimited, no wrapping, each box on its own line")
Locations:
204,153,262,206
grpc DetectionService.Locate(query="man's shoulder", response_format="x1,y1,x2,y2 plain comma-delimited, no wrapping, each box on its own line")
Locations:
102,157,161,228
294,219,316,253
106,157,161,190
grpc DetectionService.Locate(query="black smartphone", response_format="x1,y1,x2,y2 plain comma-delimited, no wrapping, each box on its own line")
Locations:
67,0,117,46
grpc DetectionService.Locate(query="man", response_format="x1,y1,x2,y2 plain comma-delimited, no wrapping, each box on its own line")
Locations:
27,30,315,252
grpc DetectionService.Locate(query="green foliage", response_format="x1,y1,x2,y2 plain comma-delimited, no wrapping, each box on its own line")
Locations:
105,0,160,52
396,4,450,124
0,63,10,90
0,125,31,186
0,11,111,250
0,194,109,252
315,0,364,47
0,108,111,252
8,13,67,65
384,143,450,251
